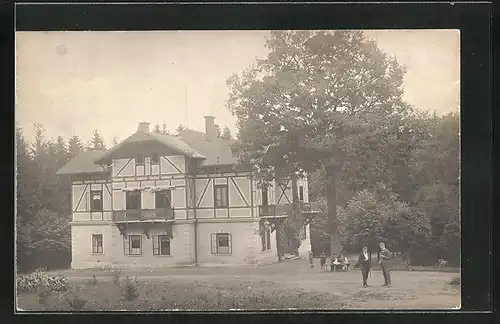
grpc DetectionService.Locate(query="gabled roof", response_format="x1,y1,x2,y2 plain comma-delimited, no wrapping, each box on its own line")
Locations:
56,150,108,175
179,128,237,166
57,127,238,176
94,131,205,165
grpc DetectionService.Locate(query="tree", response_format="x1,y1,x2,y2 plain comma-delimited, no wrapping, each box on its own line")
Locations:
338,182,432,255
110,136,120,148
176,124,186,134
220,126,232,140
226,30,413,255
68,135,84,158
90,129,106,151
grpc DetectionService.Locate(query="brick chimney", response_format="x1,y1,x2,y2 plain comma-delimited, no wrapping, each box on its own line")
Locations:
204,116,216,141
137,122,150,133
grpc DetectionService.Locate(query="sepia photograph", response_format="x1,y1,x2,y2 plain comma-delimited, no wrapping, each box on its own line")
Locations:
15,29,460,311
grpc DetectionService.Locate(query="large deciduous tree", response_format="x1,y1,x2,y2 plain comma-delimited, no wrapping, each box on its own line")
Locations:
226,30,413,255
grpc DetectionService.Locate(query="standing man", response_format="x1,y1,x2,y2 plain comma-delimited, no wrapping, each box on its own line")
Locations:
378,242,392,287
358,245,372,287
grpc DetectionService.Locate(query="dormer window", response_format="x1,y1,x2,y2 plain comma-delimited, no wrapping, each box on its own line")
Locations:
136,153,144,166
151,152,159,164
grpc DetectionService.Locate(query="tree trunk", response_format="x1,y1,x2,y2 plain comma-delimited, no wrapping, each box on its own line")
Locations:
325,164,341,257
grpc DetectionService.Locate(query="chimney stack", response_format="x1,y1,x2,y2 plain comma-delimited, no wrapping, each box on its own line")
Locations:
204,116,216,141
137,122,150,133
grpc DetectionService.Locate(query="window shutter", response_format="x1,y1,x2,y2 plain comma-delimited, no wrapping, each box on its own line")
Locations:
86,191,90,211
152,235,158,255
261,231,266,251
228,234,232,254
266,229,271,250
211,233,217,254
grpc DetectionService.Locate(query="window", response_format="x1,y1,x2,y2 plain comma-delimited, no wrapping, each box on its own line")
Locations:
90,190,103,211
151,152,160,164
261,228,271,251
153,235,171,255
262,185,268,206
126,191,141,210
211,233,232,254
155,190,172,209
136,153,145,166
124,235,142,255
214,184,228,208
299,185,304,202
92,234,103,254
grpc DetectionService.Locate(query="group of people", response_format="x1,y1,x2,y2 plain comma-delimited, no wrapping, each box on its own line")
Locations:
309,242,393,288
318,252,350,272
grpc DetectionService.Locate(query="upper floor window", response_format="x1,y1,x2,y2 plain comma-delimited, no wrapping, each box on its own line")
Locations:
126,191,141,210
155,190,172,209
136,153,145,166
90,190,103,211
299,185,304,202
92,234,103,254
214,184,228,208
262,185,269,206
211,233,231,254
151,152,160,164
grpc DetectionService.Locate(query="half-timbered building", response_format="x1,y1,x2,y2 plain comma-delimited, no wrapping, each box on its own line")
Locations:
57,117,318,269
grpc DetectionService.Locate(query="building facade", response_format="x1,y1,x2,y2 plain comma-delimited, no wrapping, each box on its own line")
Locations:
57,117,318,269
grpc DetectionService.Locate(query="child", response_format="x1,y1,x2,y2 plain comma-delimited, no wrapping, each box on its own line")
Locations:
308,251,314,268
344,255,350,271
331,253,340,272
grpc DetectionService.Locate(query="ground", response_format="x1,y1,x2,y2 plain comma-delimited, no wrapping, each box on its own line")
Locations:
17,258,460,311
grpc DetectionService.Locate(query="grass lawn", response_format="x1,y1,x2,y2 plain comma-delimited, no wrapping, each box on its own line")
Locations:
17,258,460,311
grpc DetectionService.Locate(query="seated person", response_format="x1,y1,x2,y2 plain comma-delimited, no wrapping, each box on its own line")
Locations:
338,253,346,271
331,253,341,272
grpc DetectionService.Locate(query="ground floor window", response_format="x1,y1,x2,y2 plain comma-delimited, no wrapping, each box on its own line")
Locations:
261,228,271,251
92,234,103,254
153,235,171,255
211,233,232,254
124,235,142,255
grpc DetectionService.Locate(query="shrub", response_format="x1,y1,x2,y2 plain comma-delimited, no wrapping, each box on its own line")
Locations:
111,268,122,285
448,276,460,286
88,274,98,286
36,287,51,305
17,267,67,294
122,276,139,301
65,285,88,311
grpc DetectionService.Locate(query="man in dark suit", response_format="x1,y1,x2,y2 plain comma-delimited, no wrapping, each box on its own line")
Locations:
378,242,392,287
357,245,372,288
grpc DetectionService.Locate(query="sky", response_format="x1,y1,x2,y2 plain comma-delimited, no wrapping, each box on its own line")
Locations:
15,30,459,144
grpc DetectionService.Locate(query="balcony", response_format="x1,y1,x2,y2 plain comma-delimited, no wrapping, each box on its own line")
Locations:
112,208,175,222
259,202,320,217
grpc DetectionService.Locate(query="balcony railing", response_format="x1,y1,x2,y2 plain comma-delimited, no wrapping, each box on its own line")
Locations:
112,208,175,222
259,202,320,217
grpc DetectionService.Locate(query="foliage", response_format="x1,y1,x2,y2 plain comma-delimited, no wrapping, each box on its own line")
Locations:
17,268,67,294
111,268,122,285
226,30,415,254
89,129,106,151
122,276,139,301
338,182,432,253
65,285,88,311
220,126,233,140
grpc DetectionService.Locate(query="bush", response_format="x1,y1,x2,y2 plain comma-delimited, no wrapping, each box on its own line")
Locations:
88,275,98,286
448,276,460,286
111,268,122,285
122,276,139,301
17,267,67,294
65,285,88,311
36,287,51,305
